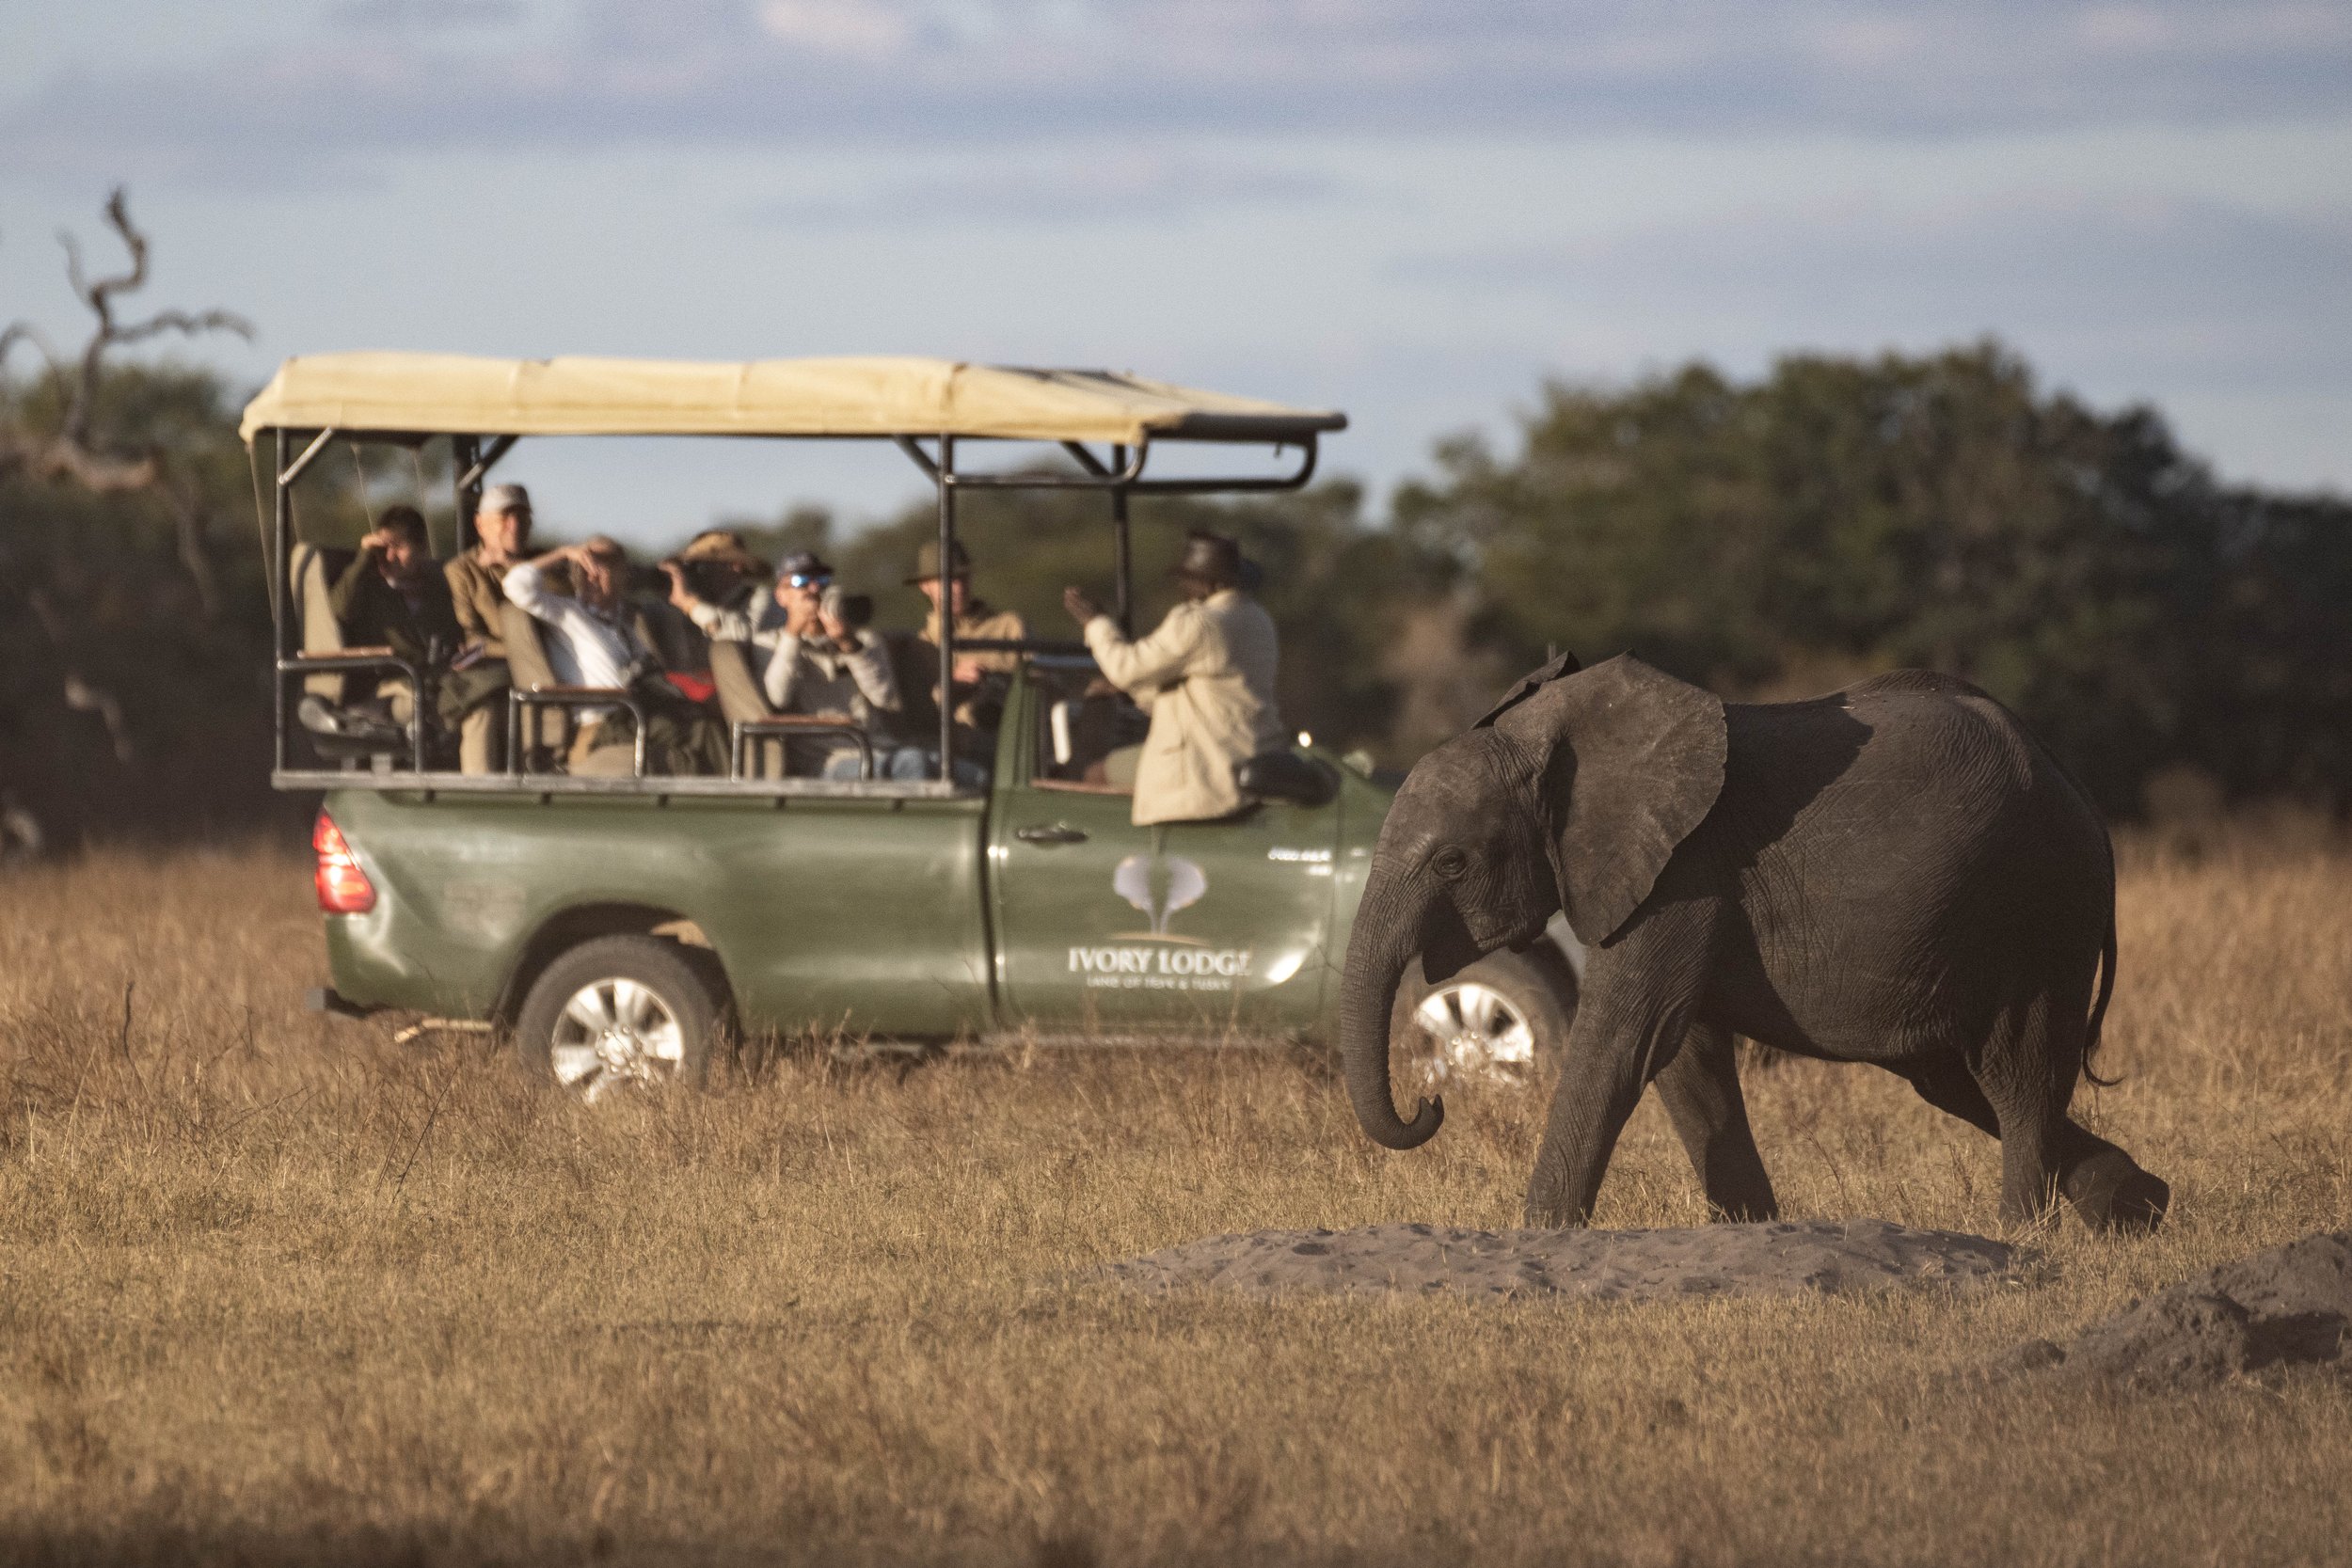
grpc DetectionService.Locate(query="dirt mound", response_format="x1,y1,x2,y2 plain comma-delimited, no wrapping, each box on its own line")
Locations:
1998,1231,2352,1390
1102,1218,2027,1303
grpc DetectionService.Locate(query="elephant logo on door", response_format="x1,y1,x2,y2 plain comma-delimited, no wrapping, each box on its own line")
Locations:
1113,853,1206,936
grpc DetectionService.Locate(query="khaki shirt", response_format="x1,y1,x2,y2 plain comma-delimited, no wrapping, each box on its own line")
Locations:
445,547,516,657
1085,589,1284,826
921,601,1029,673
922,600,1029,726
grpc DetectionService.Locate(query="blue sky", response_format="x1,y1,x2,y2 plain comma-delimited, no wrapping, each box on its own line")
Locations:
3,2,2347,546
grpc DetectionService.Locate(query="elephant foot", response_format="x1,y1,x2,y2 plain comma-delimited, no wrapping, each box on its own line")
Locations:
1520,1193,1592,1229
2063,1149,2169,1235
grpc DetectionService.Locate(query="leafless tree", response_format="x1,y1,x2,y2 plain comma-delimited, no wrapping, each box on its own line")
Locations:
0,191,252,849
0,186,252,618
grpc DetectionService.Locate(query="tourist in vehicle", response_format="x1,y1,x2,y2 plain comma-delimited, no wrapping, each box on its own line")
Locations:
910,540,1027,720
669,549,903,777
671,529,770,618
439,483,533,771
505,536,725,776
765,554,904,778
1063,530,1283,826
446,483,532,657
329,505,461,722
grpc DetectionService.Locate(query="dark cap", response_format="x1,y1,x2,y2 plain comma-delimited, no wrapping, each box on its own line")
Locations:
776,550,834,585
1171,530,1244,589
905,539,974,585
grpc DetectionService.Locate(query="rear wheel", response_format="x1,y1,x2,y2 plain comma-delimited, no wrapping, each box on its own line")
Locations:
516,936,721,1102
1393,946,1577,1086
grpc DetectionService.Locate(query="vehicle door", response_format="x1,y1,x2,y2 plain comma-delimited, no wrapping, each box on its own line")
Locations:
987,669,1340,1036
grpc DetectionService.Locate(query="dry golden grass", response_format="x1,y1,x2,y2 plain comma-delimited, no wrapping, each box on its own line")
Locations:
1,832,2348,1566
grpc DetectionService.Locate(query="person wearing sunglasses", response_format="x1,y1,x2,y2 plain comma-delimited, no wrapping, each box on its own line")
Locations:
671,549,899,776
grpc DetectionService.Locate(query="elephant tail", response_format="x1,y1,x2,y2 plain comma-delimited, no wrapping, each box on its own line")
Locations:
2082,908,2120,1088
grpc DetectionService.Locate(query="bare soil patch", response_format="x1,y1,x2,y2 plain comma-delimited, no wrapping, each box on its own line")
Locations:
2000,1231,2351,1389
1104,1217,2027,1302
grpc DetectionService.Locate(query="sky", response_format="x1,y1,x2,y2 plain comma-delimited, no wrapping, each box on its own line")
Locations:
2,1,2347,547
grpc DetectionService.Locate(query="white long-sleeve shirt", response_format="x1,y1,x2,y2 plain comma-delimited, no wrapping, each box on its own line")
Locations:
505,561,654,696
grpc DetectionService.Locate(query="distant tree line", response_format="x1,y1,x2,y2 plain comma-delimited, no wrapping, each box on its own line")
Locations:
5,321,2348,843
749,342,2352,816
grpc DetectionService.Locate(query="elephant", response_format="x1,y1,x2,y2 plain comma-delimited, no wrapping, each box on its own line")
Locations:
1340,652,2169,1235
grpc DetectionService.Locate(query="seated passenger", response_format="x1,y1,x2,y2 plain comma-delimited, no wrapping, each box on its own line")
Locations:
666,550,899,779
769,559,903,779
445,483,532,657
1063,530,1283,826
440,483,534,771
329,504,461,721
504,536,725,777
910,540,1027,727
671,530,771,625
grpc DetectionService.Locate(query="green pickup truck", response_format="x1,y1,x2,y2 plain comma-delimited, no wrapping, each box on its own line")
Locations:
253,353,1581,1097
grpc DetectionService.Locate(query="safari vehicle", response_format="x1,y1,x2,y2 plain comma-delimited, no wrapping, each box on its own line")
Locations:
245,353,1581,1097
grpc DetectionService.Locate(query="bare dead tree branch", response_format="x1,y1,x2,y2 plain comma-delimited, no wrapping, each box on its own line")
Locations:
21,587,137,768
1,186,251,619
62,673,135,764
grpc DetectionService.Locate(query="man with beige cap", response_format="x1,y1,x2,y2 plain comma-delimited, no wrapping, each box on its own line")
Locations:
446,483,534,658
439,482,535,770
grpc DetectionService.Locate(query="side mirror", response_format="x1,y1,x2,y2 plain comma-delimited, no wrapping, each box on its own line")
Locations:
1235,751,1338,808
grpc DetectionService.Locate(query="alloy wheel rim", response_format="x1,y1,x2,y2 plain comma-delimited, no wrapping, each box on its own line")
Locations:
548,977,686,1103
1411,981,1537,1082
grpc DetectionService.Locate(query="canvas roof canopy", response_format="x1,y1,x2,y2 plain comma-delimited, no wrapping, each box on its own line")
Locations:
239,353,1346,447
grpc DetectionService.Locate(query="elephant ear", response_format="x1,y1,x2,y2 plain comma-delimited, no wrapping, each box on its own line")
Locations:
1472,649,1582,729
1493,654,1727,946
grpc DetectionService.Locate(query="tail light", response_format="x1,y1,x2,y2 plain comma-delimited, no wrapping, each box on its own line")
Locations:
313,812,377,914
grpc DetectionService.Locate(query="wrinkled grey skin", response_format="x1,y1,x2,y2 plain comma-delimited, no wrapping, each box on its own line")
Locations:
1341,653,2169,1234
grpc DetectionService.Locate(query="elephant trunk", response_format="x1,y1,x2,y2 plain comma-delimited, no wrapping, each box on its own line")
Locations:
1338,886,1444,1150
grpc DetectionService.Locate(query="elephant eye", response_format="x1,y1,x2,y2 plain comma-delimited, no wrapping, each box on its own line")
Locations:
1432,847,1470,879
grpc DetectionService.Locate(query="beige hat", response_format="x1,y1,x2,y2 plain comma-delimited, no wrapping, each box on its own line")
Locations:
678,529,770,577
905,538,974,585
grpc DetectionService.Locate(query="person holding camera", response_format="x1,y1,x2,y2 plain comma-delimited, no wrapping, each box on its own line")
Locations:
668,550,900,778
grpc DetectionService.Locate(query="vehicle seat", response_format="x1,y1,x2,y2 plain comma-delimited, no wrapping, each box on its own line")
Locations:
708,640,879,780
500,601,637,776
880,629,944,743
288,541,409,764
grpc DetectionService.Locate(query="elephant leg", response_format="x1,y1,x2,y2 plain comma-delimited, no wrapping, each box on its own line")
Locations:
1653,1022,1777,1222
1905,1055,2168,1235
1900,1058,2002,1137
2052,1123,2169,1235
1524,904,1713,1227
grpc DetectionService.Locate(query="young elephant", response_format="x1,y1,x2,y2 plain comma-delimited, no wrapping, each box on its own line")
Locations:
1341,653,2169,1234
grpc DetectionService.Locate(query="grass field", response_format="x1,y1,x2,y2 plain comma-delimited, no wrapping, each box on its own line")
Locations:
1,832,2348,1565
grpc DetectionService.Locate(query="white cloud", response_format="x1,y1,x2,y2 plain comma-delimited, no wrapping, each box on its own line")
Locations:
6,0,2346,184
756,0,914,60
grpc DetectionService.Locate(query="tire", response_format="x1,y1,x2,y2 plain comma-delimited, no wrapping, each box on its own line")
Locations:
1391,944,1578,1086
515,935,722,1102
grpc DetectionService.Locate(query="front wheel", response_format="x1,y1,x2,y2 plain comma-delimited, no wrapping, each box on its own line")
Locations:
1392,946,1577,1086
515,936,722,1102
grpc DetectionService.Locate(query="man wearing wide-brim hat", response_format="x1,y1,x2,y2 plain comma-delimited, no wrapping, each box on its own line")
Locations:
909,539,1028,729
1063,530,1284,827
